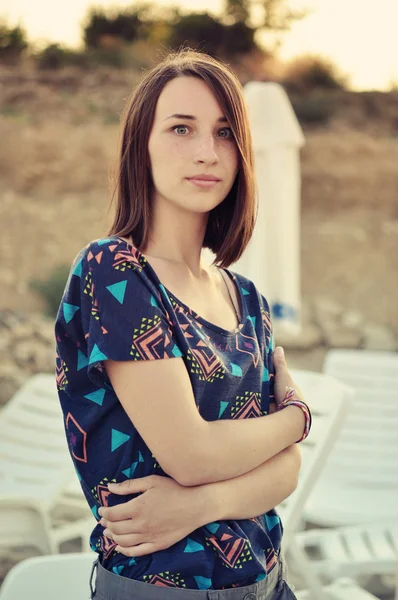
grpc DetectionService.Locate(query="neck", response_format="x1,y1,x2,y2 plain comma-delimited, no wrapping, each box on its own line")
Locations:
143,196,210,276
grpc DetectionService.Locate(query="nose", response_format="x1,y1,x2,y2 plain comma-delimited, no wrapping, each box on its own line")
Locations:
194,134,219,165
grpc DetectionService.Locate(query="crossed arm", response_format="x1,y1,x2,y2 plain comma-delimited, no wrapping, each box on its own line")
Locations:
98,425,301,557
98,347,304,556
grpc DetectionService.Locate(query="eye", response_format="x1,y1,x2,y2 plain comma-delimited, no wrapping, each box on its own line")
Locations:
218,127,234,139
172,125,190,135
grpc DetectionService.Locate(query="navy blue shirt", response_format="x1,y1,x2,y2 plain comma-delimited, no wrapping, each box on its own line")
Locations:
55,236,281,590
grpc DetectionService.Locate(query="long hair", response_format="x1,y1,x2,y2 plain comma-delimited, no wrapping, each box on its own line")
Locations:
108,48,257,268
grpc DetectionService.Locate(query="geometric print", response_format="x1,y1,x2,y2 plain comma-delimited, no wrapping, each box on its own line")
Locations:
186,346,225,382
231,391,261,419
205,534,254,569
130,314,179,361
54,235,281,591
143,572,187,587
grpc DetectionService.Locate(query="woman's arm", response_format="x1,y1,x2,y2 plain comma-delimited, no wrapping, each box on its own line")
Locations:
201,443,301,520
105,347,305,487
99,444,301,556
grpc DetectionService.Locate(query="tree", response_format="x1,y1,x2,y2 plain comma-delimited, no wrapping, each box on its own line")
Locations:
83,7,147,48
166,11,257,58
166,12,226,57
223,0,307,30
0,22,28,63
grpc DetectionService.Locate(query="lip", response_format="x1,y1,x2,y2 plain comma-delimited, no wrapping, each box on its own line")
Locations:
187,178,220,188
187,175,221,182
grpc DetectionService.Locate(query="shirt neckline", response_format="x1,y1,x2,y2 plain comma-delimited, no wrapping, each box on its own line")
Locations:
109,236,247,337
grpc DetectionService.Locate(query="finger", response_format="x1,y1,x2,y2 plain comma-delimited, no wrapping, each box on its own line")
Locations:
99,479,155,521
115,543,156,557
102,519,139,536
107,476,155,496
273,346,288,371
103,531,146,547
99,501,136,522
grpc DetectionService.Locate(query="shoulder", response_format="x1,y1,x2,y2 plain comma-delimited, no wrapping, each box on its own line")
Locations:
75,236,146,278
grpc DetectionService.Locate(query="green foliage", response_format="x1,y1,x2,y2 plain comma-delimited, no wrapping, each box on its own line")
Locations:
261,0,308,31
283,55,347,91
224,0,250,24
0,22,28,63
166,11,256,57
30,265,71,318
83,7,148,49
35,43,92,70
292,95,335,125
223,21,256,55
166,12,225,56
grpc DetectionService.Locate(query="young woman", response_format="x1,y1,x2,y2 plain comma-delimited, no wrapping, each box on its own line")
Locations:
55,48,311,600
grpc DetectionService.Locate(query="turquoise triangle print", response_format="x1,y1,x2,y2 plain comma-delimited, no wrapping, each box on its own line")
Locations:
63,303,80,324
184,538,204,553
91,505,99,520
77,349,89,371
218,401,229,418
112,565,125,575
248,315,256,328
231,363,242,376
256,573,267,582
106,280,127,304
265,514,280,530
150,295,160,308
172,345,183,357
72,259,82,278
270,334,274,350
122,461,138,478
205,522,220,534
138,451,144,462
262,365,269,382
128,558,136,566
111,429,131,452
84,389,106,406
97,238,114,245
242,287,250,296
89,344,108,365
194,576,212,590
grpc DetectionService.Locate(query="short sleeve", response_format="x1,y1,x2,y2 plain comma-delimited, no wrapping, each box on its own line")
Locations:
78,240,183,388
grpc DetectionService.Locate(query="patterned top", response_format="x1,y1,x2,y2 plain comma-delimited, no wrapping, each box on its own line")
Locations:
54,236,281,591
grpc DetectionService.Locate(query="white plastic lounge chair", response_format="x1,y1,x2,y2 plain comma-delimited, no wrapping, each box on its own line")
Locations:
294,350,398,585
0,374,93,554
0,552,96,600
275,369,376,599
303,349,398,527
295,522,397,579
277,369,382,599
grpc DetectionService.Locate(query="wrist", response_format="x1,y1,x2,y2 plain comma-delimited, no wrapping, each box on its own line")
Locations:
284,405,306,441
193,482,225,526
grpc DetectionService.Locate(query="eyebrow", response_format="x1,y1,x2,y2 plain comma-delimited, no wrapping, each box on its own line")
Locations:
164,113,228,123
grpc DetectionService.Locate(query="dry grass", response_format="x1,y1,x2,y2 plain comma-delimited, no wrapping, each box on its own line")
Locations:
0,66,397,330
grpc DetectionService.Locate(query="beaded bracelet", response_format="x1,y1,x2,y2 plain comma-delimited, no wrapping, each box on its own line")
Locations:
276,386,312,443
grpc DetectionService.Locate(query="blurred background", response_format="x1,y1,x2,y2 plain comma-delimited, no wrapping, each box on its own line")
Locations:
0,0,397,396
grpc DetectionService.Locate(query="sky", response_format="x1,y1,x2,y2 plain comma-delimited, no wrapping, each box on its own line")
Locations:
2,0,398,91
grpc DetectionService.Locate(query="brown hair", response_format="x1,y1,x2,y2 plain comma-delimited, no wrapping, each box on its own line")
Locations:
108,48,257,268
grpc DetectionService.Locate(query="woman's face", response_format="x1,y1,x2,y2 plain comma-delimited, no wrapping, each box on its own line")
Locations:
147,76,239,216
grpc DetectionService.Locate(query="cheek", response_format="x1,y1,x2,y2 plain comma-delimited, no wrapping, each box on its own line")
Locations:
224,145,239,175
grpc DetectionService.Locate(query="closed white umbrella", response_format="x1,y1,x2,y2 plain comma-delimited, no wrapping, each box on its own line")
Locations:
233,81,305,335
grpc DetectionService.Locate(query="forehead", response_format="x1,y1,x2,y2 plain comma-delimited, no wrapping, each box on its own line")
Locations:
154,76,225,120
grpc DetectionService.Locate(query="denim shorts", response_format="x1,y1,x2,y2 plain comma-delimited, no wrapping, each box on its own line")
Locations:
89,552,297,600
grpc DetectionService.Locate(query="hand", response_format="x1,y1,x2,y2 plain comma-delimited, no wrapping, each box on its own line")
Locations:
272,346,307,408
98,475,209,557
